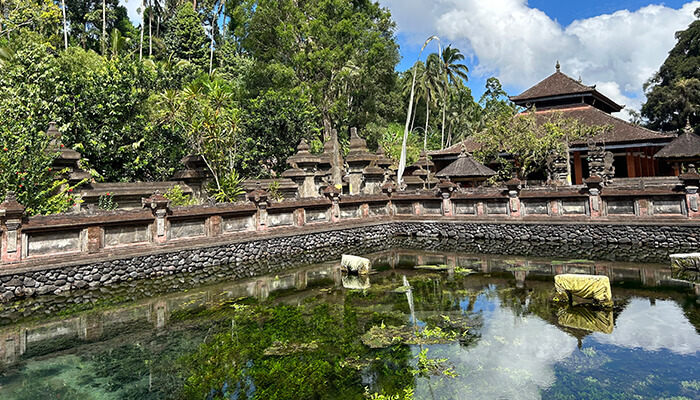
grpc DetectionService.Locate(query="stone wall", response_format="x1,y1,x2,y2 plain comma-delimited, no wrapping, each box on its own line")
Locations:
2,185,700,302
0,218,699,302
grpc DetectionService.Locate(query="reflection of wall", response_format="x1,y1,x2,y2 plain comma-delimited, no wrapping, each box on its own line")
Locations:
0,263,339,366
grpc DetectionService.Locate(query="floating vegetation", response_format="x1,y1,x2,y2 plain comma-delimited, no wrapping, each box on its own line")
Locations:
414,264,450,271
263,340,319,356
413,348,457,378
454,267,475,276
361,324,414,348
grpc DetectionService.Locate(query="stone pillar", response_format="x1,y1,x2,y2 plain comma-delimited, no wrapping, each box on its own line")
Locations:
346,127,376,195
679,165,700,218
209,215,222,237
282,139,321,198
506,178,522,217
324,185,341,223
0,192,25,263
437,179,457,216
248,185,270,231
142,191,171,244
86,226,102,254
584,176,603,218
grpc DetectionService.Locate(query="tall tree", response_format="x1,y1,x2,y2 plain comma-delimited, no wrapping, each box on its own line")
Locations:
163,2,207,67
642,8,700,132
235,0,399,140
439,45,469,148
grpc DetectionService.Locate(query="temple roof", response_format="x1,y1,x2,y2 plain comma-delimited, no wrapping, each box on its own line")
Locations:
510,63,624,113
655,124,700,160
436,150,496,178
538,106,673,145
432,105,673,157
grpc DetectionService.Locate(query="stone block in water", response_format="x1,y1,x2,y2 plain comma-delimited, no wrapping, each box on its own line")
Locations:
554,274,612,306
341,255,371,275
670,253,700,271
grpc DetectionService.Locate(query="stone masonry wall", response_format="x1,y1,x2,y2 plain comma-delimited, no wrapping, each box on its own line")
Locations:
1,219,699,302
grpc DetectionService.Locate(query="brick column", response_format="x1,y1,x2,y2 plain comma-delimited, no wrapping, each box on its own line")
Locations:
584,176,603,218
437,179,457,216
324,185,341,223
86,226,102,254
248,186,270,231
679,165,700,218
142,191,171,244
0,192,25,263
506,178,522,217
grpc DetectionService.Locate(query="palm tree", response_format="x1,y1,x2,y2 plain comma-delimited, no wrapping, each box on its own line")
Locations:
423,53,442,148
439,45,469,148
398,35,441,187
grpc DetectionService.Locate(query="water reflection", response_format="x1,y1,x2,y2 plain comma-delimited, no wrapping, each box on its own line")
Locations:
592,298,700,355
557,306,614,334
0,246,696,399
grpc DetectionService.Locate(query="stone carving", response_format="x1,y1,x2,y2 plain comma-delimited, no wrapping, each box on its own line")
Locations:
587,140,614,184
546,153,569,185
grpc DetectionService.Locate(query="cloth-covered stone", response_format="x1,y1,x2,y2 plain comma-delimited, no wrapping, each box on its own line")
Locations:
554,274,612,306
341,254,371,275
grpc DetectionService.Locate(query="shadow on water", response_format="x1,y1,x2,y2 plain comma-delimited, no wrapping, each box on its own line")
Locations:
0,238,696,399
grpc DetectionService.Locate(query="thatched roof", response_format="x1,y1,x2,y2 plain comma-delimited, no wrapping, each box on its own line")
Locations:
655,124,700,160
436,151,496,178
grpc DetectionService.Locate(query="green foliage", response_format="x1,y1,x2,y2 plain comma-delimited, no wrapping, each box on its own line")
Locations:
267,180,283,202
234,0,400,136
474,110,609,179
97,192,118,210
163,184,197,206
642,8,700,131
239,89,321,176
212,169,245,203
163,2,208,68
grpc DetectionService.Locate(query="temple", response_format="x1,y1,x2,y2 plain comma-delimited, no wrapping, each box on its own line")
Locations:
431,62,676,184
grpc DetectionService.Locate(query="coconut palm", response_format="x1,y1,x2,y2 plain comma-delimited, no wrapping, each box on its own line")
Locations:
439,45,469,148
422,53,442,148
398,35,441,187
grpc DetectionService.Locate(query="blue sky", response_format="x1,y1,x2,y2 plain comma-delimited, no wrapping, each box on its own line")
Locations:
380,0,699,118
120,0,700,118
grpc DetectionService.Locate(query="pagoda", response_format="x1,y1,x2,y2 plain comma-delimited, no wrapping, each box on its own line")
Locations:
431,62,674,184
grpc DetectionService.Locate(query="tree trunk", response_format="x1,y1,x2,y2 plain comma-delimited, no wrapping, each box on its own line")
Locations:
61,0,68,49
441,94,446,149
410,93,418,133
149,8,153,56
424,92,430,150
102,0,106,55
139,0,145,60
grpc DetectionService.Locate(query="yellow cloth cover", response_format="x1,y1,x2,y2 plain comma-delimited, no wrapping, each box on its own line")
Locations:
557,307,614,334
554,274,612,305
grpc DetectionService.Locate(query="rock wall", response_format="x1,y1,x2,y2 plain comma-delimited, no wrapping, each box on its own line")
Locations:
1,220,699,303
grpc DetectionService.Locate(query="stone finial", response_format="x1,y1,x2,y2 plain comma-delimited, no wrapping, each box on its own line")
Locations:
555,60,560,72
505,177,522,191
142,190,171,211
0,191,25,217
247,181,269,204
684,118,693,135
46,122,61,147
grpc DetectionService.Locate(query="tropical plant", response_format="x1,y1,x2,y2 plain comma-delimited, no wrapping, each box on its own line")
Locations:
97,192,118,210
163,184,197,206
438,45,469,148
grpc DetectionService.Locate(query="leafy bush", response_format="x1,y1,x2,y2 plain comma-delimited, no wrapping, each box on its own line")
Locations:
163,185,198,206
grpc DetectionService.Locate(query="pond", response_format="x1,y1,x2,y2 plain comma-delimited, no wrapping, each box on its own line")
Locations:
0,240,697,400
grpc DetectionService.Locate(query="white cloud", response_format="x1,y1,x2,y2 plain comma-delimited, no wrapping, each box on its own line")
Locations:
381,0,700,115
592,298,700,355
118,0,142,26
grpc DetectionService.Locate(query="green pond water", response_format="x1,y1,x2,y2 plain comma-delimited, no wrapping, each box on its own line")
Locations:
0,244,697,400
